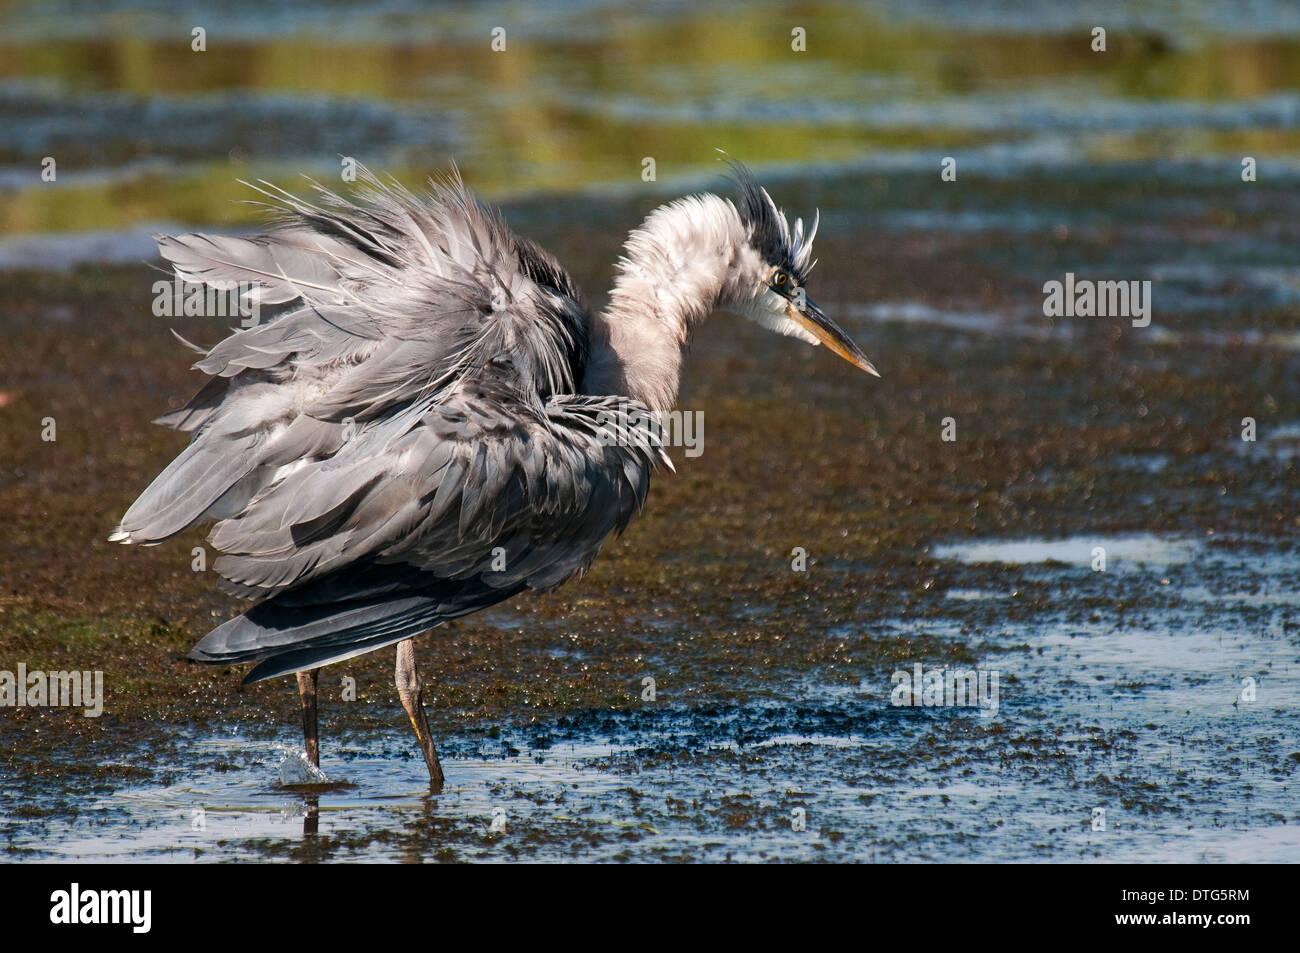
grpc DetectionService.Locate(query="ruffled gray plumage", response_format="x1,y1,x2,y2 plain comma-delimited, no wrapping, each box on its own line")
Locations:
114,165,668,680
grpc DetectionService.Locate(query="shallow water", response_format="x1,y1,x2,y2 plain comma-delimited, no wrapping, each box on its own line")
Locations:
6,0,1300,235
933,533,1200,567
7,533,1294,863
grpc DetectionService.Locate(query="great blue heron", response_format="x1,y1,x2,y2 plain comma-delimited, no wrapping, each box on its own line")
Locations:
110,160,879,791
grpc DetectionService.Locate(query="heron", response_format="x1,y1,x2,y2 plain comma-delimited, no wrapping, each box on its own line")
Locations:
110,160,879,791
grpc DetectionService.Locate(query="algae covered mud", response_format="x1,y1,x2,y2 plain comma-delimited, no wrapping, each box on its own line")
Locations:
1,0,1299,862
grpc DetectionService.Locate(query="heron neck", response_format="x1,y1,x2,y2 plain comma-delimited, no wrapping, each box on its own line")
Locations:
583,194,744,412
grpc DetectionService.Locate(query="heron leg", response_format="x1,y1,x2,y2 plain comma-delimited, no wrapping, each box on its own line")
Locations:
395,638,445,792
296,669,320,767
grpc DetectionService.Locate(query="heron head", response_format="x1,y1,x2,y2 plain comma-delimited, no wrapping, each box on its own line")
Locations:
723,164,880,378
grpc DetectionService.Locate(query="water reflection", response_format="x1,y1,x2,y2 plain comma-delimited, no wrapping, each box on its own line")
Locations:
302,794,318,837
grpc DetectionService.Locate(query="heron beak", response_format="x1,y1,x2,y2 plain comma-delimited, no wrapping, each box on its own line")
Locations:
788,295,880,377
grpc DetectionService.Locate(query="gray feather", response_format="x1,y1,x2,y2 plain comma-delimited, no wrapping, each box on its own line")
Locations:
116,165,669,680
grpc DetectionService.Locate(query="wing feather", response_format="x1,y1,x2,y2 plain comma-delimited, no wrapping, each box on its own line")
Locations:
115,165,668,679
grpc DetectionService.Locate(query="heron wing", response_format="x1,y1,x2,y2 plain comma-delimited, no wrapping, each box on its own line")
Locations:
114,166,589,543
111,166,670,681
187,384,669,682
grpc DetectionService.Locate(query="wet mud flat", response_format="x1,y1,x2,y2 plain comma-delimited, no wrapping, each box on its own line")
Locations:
1,162,1298,861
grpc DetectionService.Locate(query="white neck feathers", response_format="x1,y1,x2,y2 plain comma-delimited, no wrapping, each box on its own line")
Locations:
582,194,755,411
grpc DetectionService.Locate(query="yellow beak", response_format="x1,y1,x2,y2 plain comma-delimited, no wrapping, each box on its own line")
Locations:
787,297,880,377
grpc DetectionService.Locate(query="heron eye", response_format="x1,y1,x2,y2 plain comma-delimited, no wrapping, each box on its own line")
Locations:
773,271,788,286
